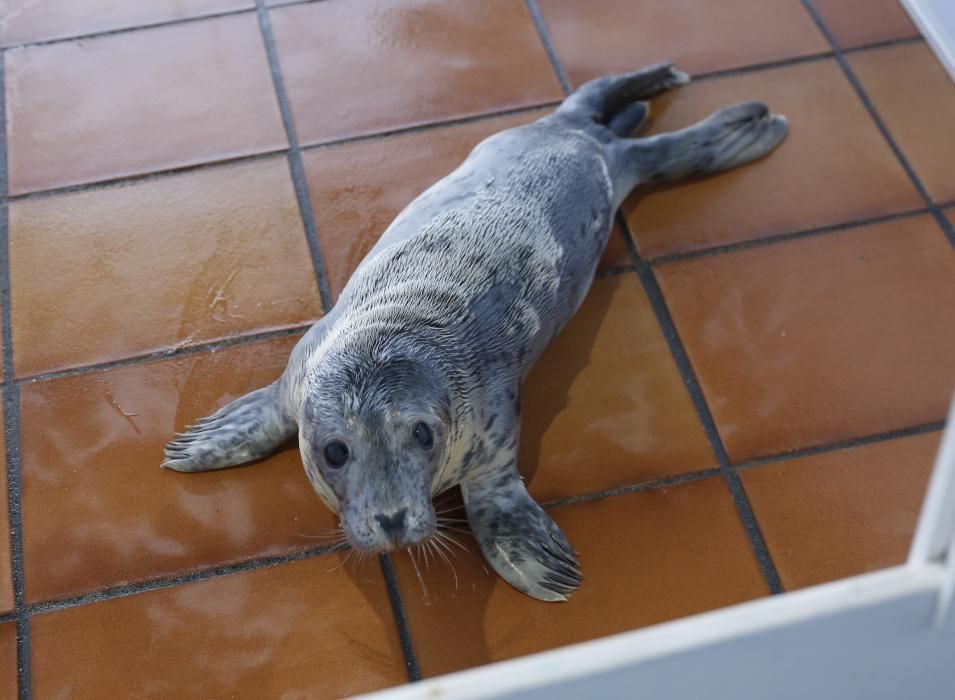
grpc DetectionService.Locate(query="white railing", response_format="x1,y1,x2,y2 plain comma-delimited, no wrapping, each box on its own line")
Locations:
901,0,955,82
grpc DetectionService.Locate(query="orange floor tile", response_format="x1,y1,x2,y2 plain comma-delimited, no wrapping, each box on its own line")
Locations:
0,1,256,47
395,477,766,677
270,0,564,145
0,0,952,697
813,0,920,49
742,432,940,589
537,0,828,84
30,555,407,698
4,14,287,195
10,158,323,377
655,215,955,461
623,59,923,258
0,625,14,700
849,42,955,204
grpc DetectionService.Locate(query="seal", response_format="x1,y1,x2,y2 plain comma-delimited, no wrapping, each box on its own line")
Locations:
163,64,788,601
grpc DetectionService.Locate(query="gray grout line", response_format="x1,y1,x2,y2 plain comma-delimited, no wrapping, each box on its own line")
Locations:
733,420,947,472
799,0,955,248
26,543,344,617
524,0,784,596
0,6,258,51
541,468,722,510
838,34,924,54
254,0,421,676
254,1,333,313
378,555,422,683
523,0,572,93
692,51,835,82
595,262,637,278
14,324,311,385
301,101,561,153
2,386,29,700
648,207,932,266
0,52,32,700
690,35,923,84
7,148,289,203
626,229,784,595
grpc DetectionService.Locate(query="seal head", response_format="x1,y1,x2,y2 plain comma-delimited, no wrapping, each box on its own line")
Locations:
299,338,454,552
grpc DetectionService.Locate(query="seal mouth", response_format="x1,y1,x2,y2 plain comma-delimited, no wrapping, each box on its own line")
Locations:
342,511,436,553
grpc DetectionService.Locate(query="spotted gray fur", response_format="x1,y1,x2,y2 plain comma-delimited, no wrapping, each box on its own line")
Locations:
163,64,788,602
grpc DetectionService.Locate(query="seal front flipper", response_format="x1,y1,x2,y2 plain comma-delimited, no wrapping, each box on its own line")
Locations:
163,313,330,472
462,466,581,602
162,381,296,472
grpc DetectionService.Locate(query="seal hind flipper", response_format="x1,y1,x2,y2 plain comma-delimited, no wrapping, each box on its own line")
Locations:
606,100,651,137
609,100,789,205
557,63,689,126
163,382,296,472
462,467,581,602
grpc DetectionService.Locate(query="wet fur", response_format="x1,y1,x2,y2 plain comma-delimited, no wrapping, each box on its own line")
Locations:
164,64,788,601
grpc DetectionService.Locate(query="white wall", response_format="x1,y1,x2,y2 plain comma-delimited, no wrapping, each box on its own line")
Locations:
902,0,955,81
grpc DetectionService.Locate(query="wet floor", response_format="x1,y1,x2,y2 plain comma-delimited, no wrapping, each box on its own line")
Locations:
1,0,954,697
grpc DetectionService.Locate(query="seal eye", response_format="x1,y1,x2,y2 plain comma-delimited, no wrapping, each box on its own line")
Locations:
323,440,349,468
413,422,433,450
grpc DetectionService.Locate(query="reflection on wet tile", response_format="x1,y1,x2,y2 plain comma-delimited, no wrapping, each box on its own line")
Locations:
10,157,322,377
20,336,341,603
522,275,714,501
397,478,765,676
5,13,286,194
850,42,955,204
0,0,255,46
0,624,15,700
656,216,955,461
623,59,922,258
30,555,407,698
743,432,939,589
304,110,629,301
537,0,827,85
0,425,13,614
270,0,563,145
813,0,919,48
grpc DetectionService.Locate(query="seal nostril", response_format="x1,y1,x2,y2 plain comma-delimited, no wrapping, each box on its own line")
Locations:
375,508,407,535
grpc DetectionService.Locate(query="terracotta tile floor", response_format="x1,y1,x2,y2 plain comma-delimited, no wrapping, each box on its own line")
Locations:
1,0,953,697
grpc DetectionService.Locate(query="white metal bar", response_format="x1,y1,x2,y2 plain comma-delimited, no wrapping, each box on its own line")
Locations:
356,565,949,700
909,395,955,564
900,0,955,83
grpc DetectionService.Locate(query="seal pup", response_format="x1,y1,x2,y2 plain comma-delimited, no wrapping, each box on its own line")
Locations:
164,63,788,601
